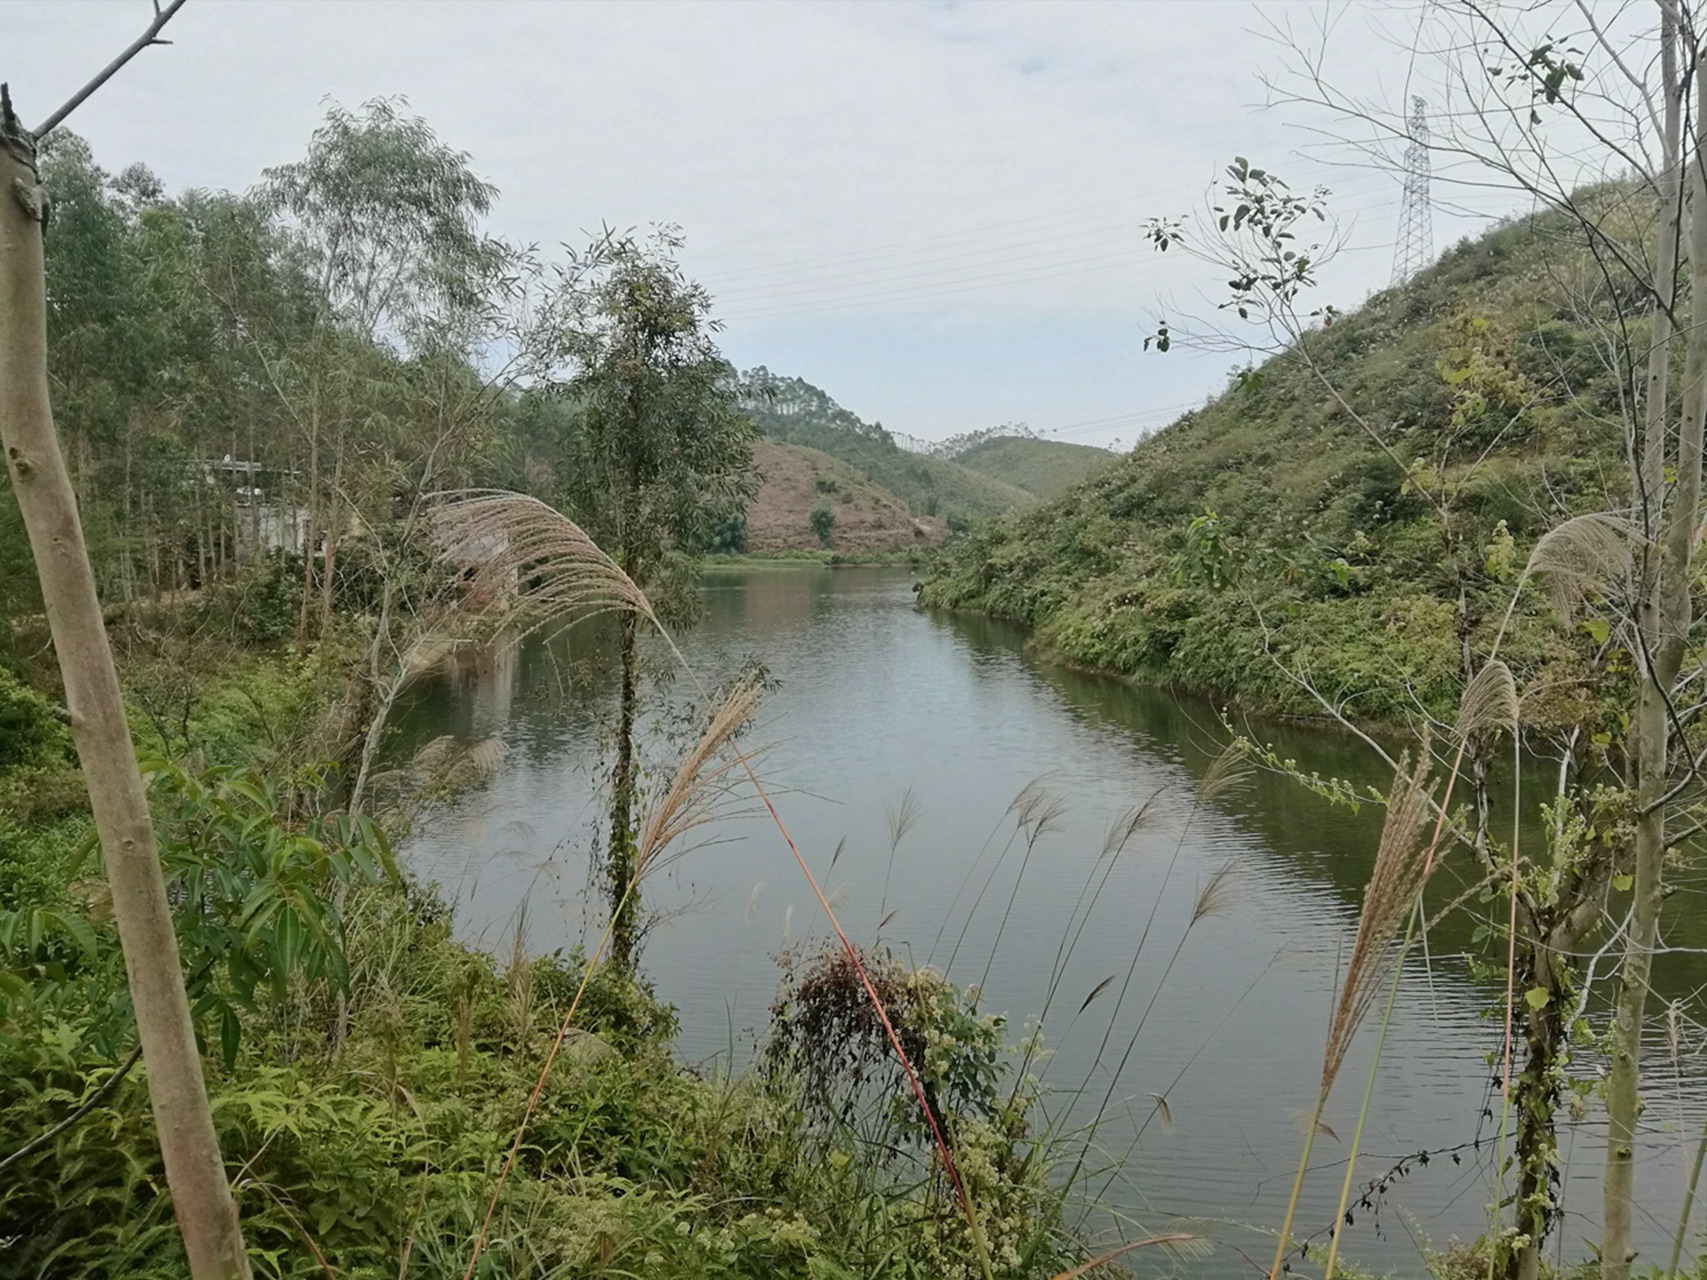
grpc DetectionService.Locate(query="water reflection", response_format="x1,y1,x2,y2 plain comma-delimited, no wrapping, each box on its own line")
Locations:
389,566,1707,1276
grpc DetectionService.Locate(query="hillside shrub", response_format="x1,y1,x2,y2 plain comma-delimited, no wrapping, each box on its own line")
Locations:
808,504,835,547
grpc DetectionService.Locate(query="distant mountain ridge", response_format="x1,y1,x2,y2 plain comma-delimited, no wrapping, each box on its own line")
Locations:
946,433,1115,499
735,369,1114,522
737,368,1033,525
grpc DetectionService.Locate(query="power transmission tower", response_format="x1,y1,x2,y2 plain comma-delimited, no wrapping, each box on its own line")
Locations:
1391,95,1433,286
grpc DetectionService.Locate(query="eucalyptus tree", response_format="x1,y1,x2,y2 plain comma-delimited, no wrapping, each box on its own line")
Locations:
548,229,759,968
255,98,511,639
0,2,254,1273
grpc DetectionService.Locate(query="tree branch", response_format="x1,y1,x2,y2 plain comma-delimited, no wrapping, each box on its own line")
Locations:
34,0,190,140
0,1042,143,1176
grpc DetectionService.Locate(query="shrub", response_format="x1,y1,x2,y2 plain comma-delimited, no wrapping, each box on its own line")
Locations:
808,504,836,547
708,511,749,553
0,666,71,773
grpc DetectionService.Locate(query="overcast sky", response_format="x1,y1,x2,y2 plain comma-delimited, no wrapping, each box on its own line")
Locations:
13,2,1578,448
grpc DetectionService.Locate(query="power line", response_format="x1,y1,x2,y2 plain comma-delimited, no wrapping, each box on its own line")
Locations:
693,163,1338,274
697,165,1393,288
717,195,1401,322
710,178,1398,304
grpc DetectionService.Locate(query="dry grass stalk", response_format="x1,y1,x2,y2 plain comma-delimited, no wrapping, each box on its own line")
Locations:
1526,511,1639,619
1051,1232,1208,1280
1199,742,1255,804
413,735,506,790
428,490,657,636
1078,974,1116,1013
1010,779,1066,843
1149,1092,1175,1135
1455,659,1519,742
887,788,922,850
1321,750,1436,1091
633,677,763,877
1191,862,1237,924
1101,796,1158,858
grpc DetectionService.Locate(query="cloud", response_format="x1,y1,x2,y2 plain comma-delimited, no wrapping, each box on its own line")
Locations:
13,1,1518,443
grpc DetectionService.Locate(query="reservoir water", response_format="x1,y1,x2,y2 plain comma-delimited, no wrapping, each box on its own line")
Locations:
391,564,1707,1276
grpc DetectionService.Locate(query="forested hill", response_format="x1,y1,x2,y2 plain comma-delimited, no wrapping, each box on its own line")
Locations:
946,432,1114,499
736,369,1034,524
919,194,1629,724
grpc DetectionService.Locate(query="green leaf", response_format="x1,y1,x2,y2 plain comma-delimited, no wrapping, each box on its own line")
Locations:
220,1003,241,1068
1613,872,1633,892
1524,986,1551,1012
275,906,304,977
43,908,98,958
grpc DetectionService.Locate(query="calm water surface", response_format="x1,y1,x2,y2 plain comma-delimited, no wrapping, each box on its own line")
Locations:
391,566,1707,1276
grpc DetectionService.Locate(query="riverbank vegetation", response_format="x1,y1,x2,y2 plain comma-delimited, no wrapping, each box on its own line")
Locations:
0,660,1071,1277
927,6,1707,1278
0,48,1103,1278
10,3,1707,1279
920,193,1615,725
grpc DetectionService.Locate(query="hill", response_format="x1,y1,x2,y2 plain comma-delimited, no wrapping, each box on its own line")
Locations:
949,434,1115,499
737,369,1035,525
743,440,945,552
919,195,1629,724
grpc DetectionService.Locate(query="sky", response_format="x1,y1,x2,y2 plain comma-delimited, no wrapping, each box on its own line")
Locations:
9,1,1608,449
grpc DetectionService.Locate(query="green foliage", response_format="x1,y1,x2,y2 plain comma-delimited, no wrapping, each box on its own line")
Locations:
125,644,338,774
549,231,760,586
143,758,395,1064
0,869,1074,1280
707,510,749,554
763,944,1062,1278
948,434,1115,500
0,666,72,773
923,196,1626,724
809,503,836,547
197,552,308,645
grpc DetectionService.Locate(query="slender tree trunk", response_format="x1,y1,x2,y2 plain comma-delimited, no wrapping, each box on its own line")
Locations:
146,489,159,594
0,99,251,1280
608,605,641,969
317,443,343,639
1607,16,1695,1277
121,428,134,603
297,396,320,642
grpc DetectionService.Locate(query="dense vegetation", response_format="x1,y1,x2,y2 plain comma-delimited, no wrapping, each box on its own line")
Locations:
922,198,1622,726
2,662,1061,1278
945,432,1115,501
0,106,1080,1279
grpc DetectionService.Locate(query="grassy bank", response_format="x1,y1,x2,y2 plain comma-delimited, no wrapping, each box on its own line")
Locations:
919,198,1620,729
0,628,1083,1279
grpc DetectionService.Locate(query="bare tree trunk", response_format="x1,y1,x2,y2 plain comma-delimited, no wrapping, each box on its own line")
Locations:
146,488,159,594
1607,14,1694,1277
0,100,251,1280
608,605,641,969
317,442,344,640
296,398,320,642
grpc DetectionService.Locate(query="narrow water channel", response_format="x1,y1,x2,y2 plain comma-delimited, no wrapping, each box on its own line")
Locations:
389,565,1707,1276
